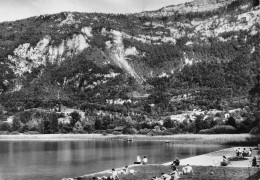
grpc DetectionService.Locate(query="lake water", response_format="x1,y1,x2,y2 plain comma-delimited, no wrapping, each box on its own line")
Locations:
0,140,230,180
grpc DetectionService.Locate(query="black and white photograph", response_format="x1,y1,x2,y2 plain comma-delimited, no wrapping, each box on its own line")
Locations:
0,0,260,179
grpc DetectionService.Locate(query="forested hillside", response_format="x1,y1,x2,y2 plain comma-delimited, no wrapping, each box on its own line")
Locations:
0,0,260,135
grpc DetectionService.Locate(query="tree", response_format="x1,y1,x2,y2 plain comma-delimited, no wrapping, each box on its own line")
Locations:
249,71,260,110
0,122,11,131
163,117,174,129
94,119,102,130
70,111,81,127
226,116,237,128
253,0,260,7
73,121,84,133
12,116,22,131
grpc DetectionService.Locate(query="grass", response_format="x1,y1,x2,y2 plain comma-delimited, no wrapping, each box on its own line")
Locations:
79,165,260,180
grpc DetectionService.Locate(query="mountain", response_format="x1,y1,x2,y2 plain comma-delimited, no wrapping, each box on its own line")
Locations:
0,0,260,116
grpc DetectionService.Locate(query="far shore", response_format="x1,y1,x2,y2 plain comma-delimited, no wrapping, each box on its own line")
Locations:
0,134,256,145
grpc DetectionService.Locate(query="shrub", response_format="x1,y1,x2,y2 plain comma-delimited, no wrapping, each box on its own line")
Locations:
250,127,260,135
162,128,182,135
0,131,9,135
102,132,107,136
105,129,114,134
0,122,11,131
19,111,32,124
226,116,237,128
24,131,41,134
163,117,174,128
123,127,138,134
112,131,122,135
199,125,237,134
70,111,81,127
159,130,173,135
21,124,29,132
10,131,20,135
138,128,150,135
12,116,22,131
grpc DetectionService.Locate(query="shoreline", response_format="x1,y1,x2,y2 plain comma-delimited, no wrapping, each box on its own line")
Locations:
0,133,253,142
72,146,256,180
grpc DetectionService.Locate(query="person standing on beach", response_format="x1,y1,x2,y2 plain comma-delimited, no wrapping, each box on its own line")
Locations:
173,156,180,166
111,169,120,180
143,156,148,164
252,156,257,167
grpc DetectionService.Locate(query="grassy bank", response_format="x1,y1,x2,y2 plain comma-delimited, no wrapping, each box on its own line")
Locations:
0,134,258,145
79,165,260,180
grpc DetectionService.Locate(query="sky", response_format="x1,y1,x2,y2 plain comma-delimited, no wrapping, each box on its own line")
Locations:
0,0,193,22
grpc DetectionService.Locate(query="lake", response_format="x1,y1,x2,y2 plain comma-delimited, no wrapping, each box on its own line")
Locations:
0,140,230,180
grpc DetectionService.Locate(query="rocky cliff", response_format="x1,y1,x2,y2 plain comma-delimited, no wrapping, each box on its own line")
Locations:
0,0,259,110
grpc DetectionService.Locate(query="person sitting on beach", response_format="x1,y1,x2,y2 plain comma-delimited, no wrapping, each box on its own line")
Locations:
236,148,239,157
173,157,180,166
121,166,135,175
151,176,161,180
242,148,247,157
161,172,172,180
182,164,193,175
121,166,129,174
252,156,257,167
248,148,252,157
220,156,229,166
170,166,180,180
236,148,242,157
111,169,120,180
134,156,142,164
143,156,148,165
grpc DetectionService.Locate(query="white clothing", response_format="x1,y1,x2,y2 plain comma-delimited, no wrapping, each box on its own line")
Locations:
111,170,119,180
137,156,141,162
161,173,171,180
143,158,148,164
171,170,180,180
182,165,193,174
248,150,252,156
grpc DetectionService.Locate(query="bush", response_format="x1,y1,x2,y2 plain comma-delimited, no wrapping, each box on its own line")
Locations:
19,111,32,124
123,127,138,134
159,130,173,135
199,125,237,134
21,124,29,132
102,132,107,136
12,116,22,131
250,126,260,135
0,131,9,135
163,117,174,128
0,122,11,131
112,131,122,135
162,128,182,135
10,131,20,135
70,111,81,127
226,116,237,128
24,131,41,134
138,128,150,135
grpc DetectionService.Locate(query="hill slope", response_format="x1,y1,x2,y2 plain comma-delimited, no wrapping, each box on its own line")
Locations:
0,0,260,115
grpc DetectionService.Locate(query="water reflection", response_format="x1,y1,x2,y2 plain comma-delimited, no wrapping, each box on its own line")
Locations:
0,140,229,180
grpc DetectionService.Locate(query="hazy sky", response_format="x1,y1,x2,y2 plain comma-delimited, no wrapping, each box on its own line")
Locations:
0,0,193,22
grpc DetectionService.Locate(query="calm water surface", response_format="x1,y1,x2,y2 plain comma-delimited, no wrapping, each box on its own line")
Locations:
0,140,230,180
